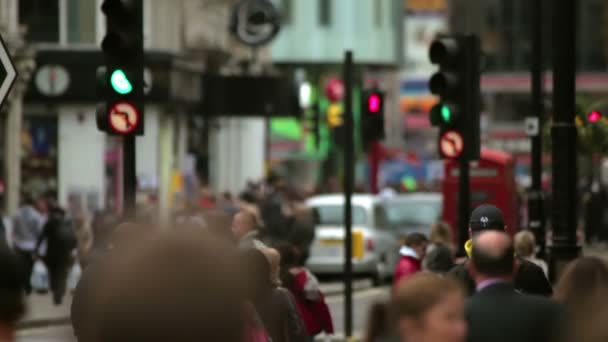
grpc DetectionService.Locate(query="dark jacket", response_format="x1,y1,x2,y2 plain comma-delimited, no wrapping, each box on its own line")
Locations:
448,257,552,297
36,207,75,262
466,282,562,342
424,243,454,273
254,287,307,342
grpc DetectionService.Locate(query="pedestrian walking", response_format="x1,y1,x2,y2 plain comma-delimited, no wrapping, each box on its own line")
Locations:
277,243,333,341
0,240,25,342
233,209,266,249
393,272,466,342
244,248,307,342
514,230,548,277
11,194,46,294
424,222,455,273
554,256,608,342
35,195,76,305
465,231,562,342
448,204,552,296
393,233,428,289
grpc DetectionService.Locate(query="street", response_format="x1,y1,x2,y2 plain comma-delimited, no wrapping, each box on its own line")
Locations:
325,286,391,338
15,284,391,341
17,325,75,342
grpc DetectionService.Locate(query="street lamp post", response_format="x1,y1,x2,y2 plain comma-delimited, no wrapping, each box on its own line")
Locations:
549,0,581,281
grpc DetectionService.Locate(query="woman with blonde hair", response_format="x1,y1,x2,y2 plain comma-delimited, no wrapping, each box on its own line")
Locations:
514,230,547,277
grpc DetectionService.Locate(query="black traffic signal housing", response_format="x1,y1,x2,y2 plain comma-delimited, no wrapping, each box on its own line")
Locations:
361,89,386,148
428,34,480,160
96,0,144,135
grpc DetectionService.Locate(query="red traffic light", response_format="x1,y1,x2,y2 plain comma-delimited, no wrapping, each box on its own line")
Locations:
588,111,602,123
368,93,381,113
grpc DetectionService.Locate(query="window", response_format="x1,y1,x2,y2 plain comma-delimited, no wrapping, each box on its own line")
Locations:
19,0,60,43
374,0,382,28
67,0,96,44
384,200,441,228
374,205,389,229
314,205,368,226
18,0,97,44
281,0,293,25
319,0,331,26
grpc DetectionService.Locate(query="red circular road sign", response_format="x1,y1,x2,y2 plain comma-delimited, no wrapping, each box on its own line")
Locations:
108,101,140,134
440,130,464,158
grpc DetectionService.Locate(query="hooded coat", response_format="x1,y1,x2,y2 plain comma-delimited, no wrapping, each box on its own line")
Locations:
393,246,422,289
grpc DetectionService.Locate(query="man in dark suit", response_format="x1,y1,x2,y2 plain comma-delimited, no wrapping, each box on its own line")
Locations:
449,204,552,296
465,230,561,342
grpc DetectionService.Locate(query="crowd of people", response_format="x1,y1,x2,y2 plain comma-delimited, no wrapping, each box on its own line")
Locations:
366,204,608,342
0,177,608,342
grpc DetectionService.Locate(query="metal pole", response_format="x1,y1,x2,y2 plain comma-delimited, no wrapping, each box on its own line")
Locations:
457,157,470,257
528,0,546,258
550,0,580,281
123,134,137,217
342,50,354,338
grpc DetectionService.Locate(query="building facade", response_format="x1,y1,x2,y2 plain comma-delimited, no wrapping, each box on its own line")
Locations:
0,0,266,216
268,0,402,190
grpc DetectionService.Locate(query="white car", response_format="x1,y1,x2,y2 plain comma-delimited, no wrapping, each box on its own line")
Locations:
306,194,401,284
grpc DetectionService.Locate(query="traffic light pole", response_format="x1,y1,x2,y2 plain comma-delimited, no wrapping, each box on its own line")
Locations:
123,134,137,216
342,50,354,339
550,0,580,281
457,157,470,257
528,0,546,259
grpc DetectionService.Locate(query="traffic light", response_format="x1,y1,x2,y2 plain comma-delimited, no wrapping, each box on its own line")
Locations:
588,110,602,123
428,34,480,160
361,89,385,146
327,103,344,128
96,0,144,135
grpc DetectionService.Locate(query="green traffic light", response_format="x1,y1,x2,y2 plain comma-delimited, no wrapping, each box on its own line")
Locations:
441,105,452,123
110,69,133,95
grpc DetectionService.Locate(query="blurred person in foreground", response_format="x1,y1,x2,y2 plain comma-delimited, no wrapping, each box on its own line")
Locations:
448,204,552,296
393,272,466,342
424,222,455,273
95,228,246,342
71,222,147,342
465,230,561,342
393,233,428,289
554,256,608,342
514,230,548,277
277,243,333,341
0,241,25,342
244,248,307,342
233,209,267,249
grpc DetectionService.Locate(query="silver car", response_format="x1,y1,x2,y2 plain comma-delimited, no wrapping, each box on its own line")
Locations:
383,193,443,242
305,194,401,284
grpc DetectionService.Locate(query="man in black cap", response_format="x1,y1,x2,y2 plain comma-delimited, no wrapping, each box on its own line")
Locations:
448,204,552,296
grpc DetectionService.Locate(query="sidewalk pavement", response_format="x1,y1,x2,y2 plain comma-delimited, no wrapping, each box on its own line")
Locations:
16,281,371,331
17,293,72,330
319,279,372,297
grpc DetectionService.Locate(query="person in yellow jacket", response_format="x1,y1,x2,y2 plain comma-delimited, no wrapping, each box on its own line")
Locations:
447,204,553,297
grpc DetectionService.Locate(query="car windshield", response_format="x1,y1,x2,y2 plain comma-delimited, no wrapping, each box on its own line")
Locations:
384,200,441,227
313,205,368,226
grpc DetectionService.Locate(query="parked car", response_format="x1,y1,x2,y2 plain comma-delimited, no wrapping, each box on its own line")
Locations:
305,194,400,284
383,193,443,242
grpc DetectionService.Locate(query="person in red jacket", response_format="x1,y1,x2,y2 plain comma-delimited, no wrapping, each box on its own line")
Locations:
394,233,428,290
